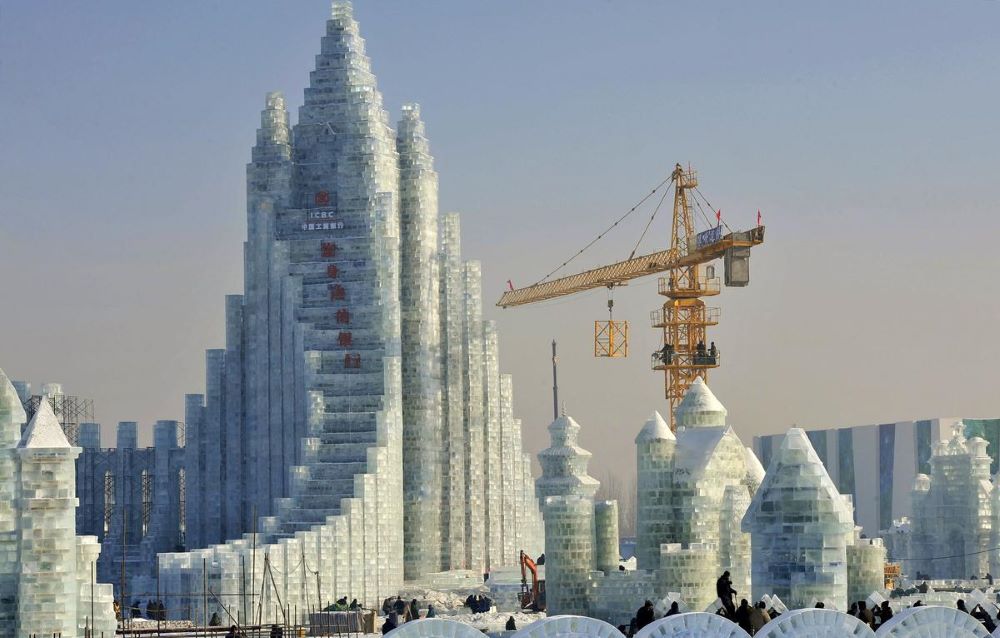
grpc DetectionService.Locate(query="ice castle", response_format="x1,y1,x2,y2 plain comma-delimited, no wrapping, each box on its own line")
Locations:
146,1,543,622
904,423,995,579
536,379,887,624
0,369,117,638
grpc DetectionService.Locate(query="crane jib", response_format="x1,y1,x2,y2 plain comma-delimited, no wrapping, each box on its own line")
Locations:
497,226,763,308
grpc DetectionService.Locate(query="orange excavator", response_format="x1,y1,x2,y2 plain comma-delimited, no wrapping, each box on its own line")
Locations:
519,550,546,612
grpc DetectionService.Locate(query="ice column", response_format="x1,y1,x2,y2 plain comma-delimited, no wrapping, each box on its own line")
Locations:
244,91,292,523
594,500,620,573
397,103,443,579
635,411,675,569
0,369,25,636
483,321,504,569
743,427,855,610
543,495,595,616
16,400,81,638
439,212,467,569
847,531,887,604
463,261,486,571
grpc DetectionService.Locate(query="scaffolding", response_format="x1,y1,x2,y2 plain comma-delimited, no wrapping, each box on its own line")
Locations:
24,393,95,446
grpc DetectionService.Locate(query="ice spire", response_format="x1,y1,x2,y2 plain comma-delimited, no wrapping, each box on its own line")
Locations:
0,369,25,444
635,410,674,443
18,396,70,449
674,377,727,428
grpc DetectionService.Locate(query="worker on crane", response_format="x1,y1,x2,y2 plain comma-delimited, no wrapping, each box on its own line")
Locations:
709,341,718,362
655,343,674,364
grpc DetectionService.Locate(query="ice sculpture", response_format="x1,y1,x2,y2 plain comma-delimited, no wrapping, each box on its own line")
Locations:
877,605,991,637
16,397,81,637
754,608,875,638
635,379,758,601
1,382,117,638
154,1,544,618
537,413,602,615
0,368,25,636
512,615,622,638
635,612,752,638
908,423,994,579
743,428,856,610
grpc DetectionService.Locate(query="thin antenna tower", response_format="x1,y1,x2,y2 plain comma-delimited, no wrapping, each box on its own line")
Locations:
551,340,559,421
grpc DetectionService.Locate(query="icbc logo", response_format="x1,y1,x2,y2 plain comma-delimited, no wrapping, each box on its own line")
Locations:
315,191,330,206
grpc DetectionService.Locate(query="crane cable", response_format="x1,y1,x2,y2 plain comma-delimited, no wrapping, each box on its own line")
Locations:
534,173,676,286
628,182,674,260
694,186,734,234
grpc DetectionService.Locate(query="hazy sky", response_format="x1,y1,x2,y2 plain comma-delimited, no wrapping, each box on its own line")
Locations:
2,1,998,482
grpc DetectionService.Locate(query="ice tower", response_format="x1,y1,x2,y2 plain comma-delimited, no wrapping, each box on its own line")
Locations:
632,379,758,606
154,2,544,618
0,369,25,636
537,414,602,616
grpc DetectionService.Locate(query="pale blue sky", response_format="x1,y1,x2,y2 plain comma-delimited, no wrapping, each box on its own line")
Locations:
2,1,998,480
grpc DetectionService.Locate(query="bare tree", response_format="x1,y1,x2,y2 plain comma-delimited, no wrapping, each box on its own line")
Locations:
596,470,637,537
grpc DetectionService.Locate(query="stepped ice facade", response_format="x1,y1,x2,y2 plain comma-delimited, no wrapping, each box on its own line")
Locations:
152,2,543,621
0,370,117,638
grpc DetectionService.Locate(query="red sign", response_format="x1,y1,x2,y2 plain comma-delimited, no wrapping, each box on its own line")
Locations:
315,191,330,206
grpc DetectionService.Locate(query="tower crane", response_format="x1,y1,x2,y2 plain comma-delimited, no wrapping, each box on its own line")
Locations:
497,163,765,431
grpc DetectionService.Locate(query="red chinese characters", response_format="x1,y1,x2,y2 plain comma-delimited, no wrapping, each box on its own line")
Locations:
326,264,339,278
344,353,361,369
329,284,346,301
336,308,350,324
315,191,330,206
321,241,337,258
338,331,353,347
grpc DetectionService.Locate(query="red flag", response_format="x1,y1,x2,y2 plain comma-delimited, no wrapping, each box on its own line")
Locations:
757,209,762,226
716,209,722,225
506,279,514,291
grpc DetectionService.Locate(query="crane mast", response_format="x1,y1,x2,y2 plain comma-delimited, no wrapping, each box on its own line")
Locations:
654,164,721,426
497,163,765,430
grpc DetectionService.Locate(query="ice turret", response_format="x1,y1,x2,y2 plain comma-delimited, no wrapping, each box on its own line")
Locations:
743,427,855,610
0,369,25,636
536,414,600,500
16,400,81,638
673,377,727,427
635,411,675,569
538,413,600,615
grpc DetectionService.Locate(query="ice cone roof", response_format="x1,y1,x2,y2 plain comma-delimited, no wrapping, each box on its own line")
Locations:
635,410,674,443
743,427,854,533
18,397,71,449
0,368,26,447
674,377,727,427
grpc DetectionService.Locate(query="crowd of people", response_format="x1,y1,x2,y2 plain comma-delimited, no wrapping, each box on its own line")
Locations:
617,571,1000,636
